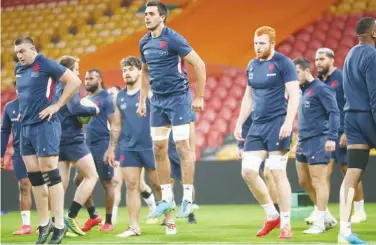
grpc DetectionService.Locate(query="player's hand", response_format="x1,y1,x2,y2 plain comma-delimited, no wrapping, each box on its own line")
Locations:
104,148,118,167
136,102,147,117
325,140,336,152
192,97,204,112
237,148,243,159
339,133,347,148
234,124,244,141
1,158,4,169
279,122,292,140
39,103,62,121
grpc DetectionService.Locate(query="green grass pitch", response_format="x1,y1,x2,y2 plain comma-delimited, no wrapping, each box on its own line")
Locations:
1,204,376,244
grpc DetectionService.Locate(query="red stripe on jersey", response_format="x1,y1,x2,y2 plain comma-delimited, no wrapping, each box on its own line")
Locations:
48,79,55,102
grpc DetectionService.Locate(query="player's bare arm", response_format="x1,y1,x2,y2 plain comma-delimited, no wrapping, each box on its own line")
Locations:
39,69,81,120
137,63,150,117
280,81,299,139
183,50,206,112
104,102,122,167
234,85,253,141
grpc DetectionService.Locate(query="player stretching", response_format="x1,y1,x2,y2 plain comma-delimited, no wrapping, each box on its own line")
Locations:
1,81,33,236
237,113,280,213
105,56,164,237
338,17,376,245
294,57,339,234
312,48,366,224
234,26,299,239
14,36,81,244
75,69,117,232
55,56,99,236
137,0,206,228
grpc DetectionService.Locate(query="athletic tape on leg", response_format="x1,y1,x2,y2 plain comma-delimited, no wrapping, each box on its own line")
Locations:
242,152,263,172
268,154,288,170
42,168,62,187
172,124,190,141
27,172,45,186
150,127,171,141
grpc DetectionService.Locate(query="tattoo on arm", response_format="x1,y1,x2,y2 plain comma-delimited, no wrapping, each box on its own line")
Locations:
110,129,121,148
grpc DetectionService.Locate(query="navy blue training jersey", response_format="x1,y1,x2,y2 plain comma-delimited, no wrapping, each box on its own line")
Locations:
1,99,21,157
15,54,66,125
139,27,192,96
56,83,97,146
319,69,345,133
85,90,114,145
343,44,376,122
246,52,298,123
298,80,340,141
117,89,152,151
238,113,253,149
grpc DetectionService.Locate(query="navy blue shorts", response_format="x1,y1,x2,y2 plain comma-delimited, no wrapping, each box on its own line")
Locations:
332,132,347,165
150,91,192,127
89,141,114,180
59,141,90,162
244,115,292,152
345,111,376,148
118,150,155,169
20,118,61,157
296,135,330,165
169,153,181,180
12,155,28,181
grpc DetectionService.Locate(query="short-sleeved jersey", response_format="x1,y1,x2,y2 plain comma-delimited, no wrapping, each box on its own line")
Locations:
116,89,152,151
246,52,298,123
319,69,345,133
343,44,376,123
139,27,192,96
1,99,21,156
85,90,114,145
56,83,97,146
15,54,66,125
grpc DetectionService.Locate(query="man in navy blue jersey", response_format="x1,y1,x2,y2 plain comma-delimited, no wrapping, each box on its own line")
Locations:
234,26,300,239
338,17,376,245
294,57,339,235
313,48,366,224
1,81,33,236
14,36,81,244
137,1,206,226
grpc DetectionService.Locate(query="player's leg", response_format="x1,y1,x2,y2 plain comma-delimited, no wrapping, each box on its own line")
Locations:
12,155,33,235
296,160,316,207
263,163,279,213
139,167,157,214
112,165,122,225
58,161,71,192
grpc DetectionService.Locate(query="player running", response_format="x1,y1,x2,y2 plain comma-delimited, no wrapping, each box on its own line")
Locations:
237,113,280,213
137,0,206,222
55,56,99,236
338,17,376,245
294,57,339,234
234,26,300,239
104,56,164,236
311,48,366,224
1,81,33,236
14,36,81,244
75,69,116,232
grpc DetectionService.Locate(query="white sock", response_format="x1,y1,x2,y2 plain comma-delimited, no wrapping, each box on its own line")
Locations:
161,184,173,202
143,193,157,212
340,221,352,236
21,211,30,226
315,210,326,227
40,221,49,227
314,205,318,210
280,211,291,228
261,203,279,221
182,184,193,202
112,206,118,224
353,200,364,213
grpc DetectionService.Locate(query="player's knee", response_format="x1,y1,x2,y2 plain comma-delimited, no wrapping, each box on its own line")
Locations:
310,173,325,189
263,168,273,183
74,173,83,186
153,141,168,156
241,152,263,179
172,124,190,141
27,171,45,186
126,178,139,191
175,141,191,161
298,176,312,190
149,179,160,193
19,178,31,194
42,168,62,187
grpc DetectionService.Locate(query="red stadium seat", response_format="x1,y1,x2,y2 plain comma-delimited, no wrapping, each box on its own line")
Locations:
207,130,224,148
234,74,246,87
293,40,307,53
311,30,327,43
201,108,217,123
315,21,330,32
308,40,324,52
217,107,233,122
195,131,206,150
324,39,339,52
224,96,238,110
327,28,342,41
206,76,218,92
304,49,317,61
331,19,346,31
219,75,232,90
302,25,314,33
277,43,292,56
196,119,210,135
296,32,311,43
229,85,244,100
213,118,228,134
214,86,228,100
207,96,222,112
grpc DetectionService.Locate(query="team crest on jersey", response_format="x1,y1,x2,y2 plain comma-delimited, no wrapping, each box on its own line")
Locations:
120,103,127,110
268,63,275,72
160,40,167,49
331,80,338,87
31,64,40,77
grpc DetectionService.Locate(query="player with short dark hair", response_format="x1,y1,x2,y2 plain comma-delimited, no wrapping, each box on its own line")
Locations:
1,81,33,236
14,36,81,244
104,56,163,237
76,68,117,232
338,17,376,245
313,48,366,224
137,0,206,233
294,57,339,234
55,56,99,236
234,26,300,239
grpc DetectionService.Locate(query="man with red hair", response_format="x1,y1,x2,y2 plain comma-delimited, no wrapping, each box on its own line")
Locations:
234,26,300,239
